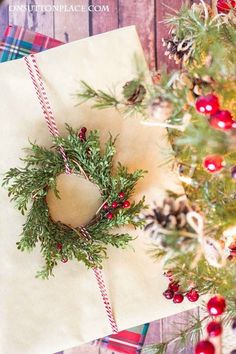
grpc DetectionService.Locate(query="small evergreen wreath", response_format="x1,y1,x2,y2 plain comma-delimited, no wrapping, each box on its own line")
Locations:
3,125,146,279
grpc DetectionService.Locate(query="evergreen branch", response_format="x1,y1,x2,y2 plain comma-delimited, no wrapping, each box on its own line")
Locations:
143,315,207,354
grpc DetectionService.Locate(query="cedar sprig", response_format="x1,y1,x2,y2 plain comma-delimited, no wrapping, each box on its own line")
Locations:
143,314,205,354
76,79,149,118
3,125,147,279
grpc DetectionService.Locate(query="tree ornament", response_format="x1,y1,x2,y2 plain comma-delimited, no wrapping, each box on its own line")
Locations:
217,0,236,13
203,155,225,173
207,295,226,316
231,166,236,179
173,293,184,303
3,126,146,278
186,289,199,302
206,321,222,337
122,80,146,105
123,200,131,208
195,340,215,354
209,110,235,131
163,289,174,299
195,94,219,115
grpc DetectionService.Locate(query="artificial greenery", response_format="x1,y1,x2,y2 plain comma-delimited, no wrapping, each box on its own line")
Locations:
77,2,236,351
3,125,146,279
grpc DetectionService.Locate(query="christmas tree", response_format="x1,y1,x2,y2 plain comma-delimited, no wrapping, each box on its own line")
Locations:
78,1,236,353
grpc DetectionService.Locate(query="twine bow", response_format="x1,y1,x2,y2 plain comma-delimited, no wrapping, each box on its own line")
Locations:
187,211,226,268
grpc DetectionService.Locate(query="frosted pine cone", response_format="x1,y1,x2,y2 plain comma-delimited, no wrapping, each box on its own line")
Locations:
143,197,191,239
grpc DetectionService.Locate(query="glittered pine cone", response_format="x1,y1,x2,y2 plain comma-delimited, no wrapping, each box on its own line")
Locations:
162,30,194,65
144,197,191,237
123,80,146,105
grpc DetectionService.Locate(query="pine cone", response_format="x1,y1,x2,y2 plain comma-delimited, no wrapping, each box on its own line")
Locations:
162,30,194,64
172,72,214,105
144,197,191,238
123,80,146,105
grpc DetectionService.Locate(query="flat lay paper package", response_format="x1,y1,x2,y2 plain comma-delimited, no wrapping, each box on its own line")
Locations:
0,26,196,354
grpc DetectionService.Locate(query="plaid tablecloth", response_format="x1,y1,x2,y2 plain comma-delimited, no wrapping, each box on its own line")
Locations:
94,324,149,353
0,24,150,354
0,25,63,62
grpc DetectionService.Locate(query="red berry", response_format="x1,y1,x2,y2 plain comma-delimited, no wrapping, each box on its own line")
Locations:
209,110,235,131
111,201,118,208
207,321,223,337
107,212,114,220
173,293,184,303
163,289,174,300
207,295,226,316
203,155,225,173
217,0,236,13
168,282,179,292
118,192,125,199
81,127,87,134
195,340,215,354
186,289,199,302
61,257,68,263
56,243,63,251
102,203,109,210
123,200,131,208
79,132,85,140
195,94,219,115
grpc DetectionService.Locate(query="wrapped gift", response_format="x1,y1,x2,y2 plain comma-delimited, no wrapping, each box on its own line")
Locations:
0,25,63,63
0,26,196,354
0,25,150,354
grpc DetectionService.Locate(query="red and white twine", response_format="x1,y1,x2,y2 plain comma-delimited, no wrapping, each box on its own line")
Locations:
24,54,118,334
93,268,118,333
24,55,71,175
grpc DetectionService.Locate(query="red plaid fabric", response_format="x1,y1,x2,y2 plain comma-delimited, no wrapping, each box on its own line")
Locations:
0,25,63,62
94,324,149,353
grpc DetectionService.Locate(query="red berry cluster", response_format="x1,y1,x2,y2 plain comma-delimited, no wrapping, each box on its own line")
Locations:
195,295,226,354
56,242,68,263
195,94,236,175
78,127,87,142
162,271,199,304
102,191,131,220
196,94,236,131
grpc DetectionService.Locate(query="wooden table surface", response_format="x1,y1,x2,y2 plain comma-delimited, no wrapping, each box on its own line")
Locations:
0,0,207,353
